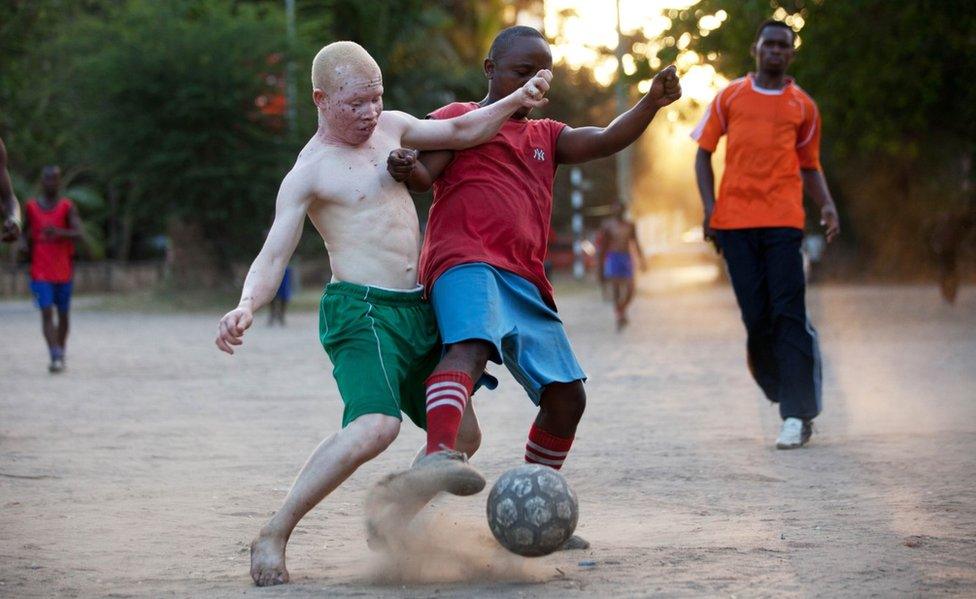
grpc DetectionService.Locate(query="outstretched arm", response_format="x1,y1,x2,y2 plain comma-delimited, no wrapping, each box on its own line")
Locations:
216,171,309,354
556,66,681,164
391,70,552,151
801,168,840,243
0,137,21,242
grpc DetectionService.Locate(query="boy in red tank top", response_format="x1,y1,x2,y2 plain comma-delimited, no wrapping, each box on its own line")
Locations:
22,166,85,373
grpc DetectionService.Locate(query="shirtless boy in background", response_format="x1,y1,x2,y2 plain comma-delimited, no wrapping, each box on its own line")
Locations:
598,200,646,331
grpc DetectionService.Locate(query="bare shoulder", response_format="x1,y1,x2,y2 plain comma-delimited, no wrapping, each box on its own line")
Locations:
278,155,322,204
378,110,414,137
380,110,412,125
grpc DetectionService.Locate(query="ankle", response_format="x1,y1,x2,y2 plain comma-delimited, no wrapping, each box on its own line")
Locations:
258,523,290,543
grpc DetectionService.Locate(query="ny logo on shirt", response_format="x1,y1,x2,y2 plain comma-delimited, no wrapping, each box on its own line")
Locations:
533,148,545,161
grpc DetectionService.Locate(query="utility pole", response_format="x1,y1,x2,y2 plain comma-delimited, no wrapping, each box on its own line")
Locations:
285,0,298,135
570,167,585,280
615,0,632,207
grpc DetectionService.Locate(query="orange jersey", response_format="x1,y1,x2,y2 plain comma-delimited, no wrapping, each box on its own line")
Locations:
691,74,822,230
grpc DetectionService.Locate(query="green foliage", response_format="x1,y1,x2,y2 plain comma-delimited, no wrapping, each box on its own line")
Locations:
661,0,976,275
0,0,119,173
666,0,976,162
44,0,297,265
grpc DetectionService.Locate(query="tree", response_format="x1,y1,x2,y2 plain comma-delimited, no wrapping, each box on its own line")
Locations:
45,0,298,275
663,0,976,275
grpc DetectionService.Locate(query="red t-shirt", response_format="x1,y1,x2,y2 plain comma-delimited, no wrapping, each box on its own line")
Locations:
26,197,75,282
419,102,566,307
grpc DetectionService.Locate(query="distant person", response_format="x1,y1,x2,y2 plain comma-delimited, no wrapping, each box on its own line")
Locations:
213,41,551,586
597,200,645,331
0,136,22,242
23,166,85,373
931,203,975,304
692,19,841,449
267,265,293,326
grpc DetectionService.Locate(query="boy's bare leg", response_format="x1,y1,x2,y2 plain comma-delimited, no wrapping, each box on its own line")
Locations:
40,307,58,352
410,395,483,466
56,308,69,349
618,278,635,329
251,413,401,587
455,398,482,457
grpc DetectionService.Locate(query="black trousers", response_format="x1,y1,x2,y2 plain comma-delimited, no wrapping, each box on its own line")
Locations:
715,228,822,420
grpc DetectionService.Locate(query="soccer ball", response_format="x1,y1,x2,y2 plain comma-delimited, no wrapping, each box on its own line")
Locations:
486,464,579,557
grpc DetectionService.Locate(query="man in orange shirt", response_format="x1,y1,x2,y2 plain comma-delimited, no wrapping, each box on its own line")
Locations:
692,20,840,449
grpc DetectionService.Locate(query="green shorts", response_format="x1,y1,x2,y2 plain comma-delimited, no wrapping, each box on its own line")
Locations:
319,281,440,429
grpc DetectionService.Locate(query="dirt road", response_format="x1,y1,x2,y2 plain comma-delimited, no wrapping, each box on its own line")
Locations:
1,283,974,597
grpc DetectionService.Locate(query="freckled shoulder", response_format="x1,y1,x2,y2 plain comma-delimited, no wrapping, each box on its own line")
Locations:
282,154,331,201
378,110,414,136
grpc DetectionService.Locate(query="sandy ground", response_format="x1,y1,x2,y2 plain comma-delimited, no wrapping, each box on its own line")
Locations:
1,281,975,598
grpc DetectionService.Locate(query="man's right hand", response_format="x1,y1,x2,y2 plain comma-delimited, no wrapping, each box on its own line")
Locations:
1,216,20,242
518,70,552,109
387,148,419,183
216,307,253,354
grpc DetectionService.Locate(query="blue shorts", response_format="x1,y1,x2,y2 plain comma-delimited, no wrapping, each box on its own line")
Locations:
30,280,73,311
603,251,633,279
275,267,294,301
431,263,586,404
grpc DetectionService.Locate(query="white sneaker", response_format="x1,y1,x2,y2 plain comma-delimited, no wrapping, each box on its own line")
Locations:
776,417,812,449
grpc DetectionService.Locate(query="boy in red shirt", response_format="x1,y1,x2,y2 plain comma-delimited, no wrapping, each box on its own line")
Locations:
387,26,680,480
22,166,84,373
692,20,841,449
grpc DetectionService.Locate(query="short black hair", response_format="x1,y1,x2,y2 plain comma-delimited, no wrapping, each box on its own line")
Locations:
754,19,795,44
488,26,546,61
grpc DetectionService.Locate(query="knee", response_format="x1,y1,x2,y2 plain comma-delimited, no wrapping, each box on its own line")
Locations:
351,414,400,461
444,341,492,370
542,381,586,424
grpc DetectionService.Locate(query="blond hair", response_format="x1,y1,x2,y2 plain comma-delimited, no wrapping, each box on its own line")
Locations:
311,41,381,94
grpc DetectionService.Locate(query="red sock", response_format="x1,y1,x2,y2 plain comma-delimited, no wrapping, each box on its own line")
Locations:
524,423,574,470
424,371,473,454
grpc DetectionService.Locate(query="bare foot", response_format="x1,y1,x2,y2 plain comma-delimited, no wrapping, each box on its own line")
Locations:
250,532,289,586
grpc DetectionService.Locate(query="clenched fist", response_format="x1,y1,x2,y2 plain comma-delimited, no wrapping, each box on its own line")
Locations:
387,148,419,183
648,65,682,108
518,70,553,109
